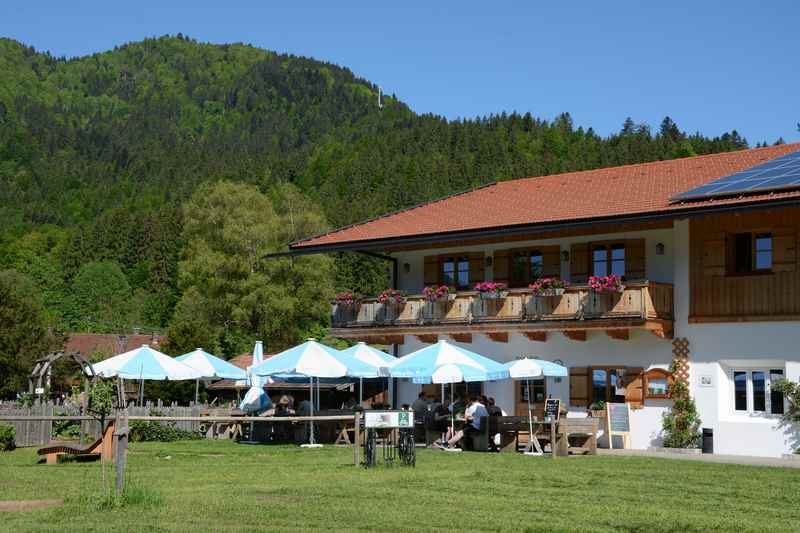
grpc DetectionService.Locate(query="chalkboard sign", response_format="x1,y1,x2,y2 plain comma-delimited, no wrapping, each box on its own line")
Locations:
607,403,630,432
544,398,561,421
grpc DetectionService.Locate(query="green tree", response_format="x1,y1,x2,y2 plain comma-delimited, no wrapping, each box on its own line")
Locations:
661,371,702,448
65,261,133,332
170,181,334,356
0,270,61,398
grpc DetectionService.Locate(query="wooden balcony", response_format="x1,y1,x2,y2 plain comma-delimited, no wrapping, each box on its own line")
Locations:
330,281,673,344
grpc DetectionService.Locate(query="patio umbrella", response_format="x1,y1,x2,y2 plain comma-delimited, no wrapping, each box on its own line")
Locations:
90,344,204,405
389,340,509,435
239,341,273,414
338,342,395,403
251,339,375,447
504,357,568,455
176,347,248,403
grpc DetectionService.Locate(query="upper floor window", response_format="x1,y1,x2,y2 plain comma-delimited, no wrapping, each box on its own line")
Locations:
511,250,543,287
592,243,625,277
441,256,470,289
733,232,772,273
732,368,784,415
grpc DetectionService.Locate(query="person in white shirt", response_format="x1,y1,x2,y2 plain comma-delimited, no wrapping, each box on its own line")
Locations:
442,396,488,450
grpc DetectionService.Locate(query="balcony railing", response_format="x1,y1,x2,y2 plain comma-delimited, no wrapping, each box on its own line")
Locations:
331,281,673,330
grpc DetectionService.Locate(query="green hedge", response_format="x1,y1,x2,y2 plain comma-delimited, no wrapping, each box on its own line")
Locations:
0,423,16,451
129,421,201,442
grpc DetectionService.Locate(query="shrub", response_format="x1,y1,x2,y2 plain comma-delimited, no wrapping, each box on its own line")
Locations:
0,423,16,451
129,420,201,442
662,377,701,448
52,418,81,440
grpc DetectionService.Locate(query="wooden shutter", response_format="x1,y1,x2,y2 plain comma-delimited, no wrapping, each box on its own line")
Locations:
623,367,644,409
424,255,440,285
468,253,485,285
625,239,646,280
569,367,590,407
772,227,797,273
570,243,589,284
702,232,727,276
493,250,510,284
542,246,561,278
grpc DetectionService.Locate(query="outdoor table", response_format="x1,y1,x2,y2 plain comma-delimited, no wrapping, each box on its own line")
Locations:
482,416,557,456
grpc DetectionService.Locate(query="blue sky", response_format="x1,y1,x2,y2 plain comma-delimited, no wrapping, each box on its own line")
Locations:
2,1,798,144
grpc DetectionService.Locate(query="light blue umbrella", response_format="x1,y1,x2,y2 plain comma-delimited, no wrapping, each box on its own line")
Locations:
91,344,203,406
339,342,396,403
389,340,509,384
176,348,247,380
239,341,273,414
177,347,247,404
250,339,376,447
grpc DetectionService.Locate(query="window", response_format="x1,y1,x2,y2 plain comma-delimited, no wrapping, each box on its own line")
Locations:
591,367,627,403
732,232,772,273
511,250,543,287
592,243,625,278
519,378,546,403
441,256,470,289
731,368,785,415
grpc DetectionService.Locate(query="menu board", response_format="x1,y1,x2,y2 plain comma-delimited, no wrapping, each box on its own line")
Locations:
607,403,630,432
364,410,414,429
544,398,561,421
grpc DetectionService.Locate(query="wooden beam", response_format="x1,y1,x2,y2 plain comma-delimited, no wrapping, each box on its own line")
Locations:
414,334,438,344
523,331,547,342
644,320,674,340
605,329,630,341
562,330,587,342
449,333,472,343
361,335,404,345
485,332,509,343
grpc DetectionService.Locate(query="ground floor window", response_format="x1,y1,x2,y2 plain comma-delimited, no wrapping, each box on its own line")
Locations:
519,378,546,403
731,368,784,415
591,367,627,404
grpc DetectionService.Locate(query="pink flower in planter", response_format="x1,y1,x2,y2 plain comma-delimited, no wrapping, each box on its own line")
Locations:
588,275,624,293
377,288,406,305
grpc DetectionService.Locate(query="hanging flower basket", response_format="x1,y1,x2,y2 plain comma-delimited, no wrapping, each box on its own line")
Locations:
422,285,456,302
474,281,508,300
588,275,625,294
377,288,406,306
529,277,568,297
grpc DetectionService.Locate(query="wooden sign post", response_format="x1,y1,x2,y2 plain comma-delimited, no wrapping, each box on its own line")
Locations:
606,402,631,450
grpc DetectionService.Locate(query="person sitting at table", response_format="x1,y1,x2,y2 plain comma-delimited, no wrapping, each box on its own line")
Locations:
427,399,451,446
341,395,357,410
411,392,429,420
449,393,465,415
441,396,488,450
487,397,504,416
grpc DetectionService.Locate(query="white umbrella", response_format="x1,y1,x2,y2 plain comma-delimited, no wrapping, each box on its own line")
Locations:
176,347,247,403
239,341,272,414
504,358,568,455
338,342,395,404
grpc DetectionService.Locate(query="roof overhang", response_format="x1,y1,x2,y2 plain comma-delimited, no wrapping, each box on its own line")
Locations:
284,196,800,256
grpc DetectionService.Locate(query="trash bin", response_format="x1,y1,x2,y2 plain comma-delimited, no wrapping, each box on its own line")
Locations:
702,427,713,454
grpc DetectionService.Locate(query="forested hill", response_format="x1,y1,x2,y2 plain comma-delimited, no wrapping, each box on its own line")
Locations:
0,35,757,361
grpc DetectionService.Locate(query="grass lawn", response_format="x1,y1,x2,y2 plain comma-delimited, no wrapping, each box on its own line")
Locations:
1,440,799,532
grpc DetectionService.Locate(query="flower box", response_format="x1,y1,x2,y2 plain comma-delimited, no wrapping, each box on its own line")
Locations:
529,277,568,297
588,275,625,294
422,285,456,303
474,281,508,300
377,288,406,306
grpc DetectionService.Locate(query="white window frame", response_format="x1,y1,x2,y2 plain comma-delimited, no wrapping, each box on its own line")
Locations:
729,367,785,416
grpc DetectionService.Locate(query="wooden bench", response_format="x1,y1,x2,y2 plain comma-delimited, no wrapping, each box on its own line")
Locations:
37,420,115,465
555,418,598,456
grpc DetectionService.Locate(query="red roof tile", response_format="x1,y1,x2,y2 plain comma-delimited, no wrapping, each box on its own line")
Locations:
65,333,166,359
292,143,800,249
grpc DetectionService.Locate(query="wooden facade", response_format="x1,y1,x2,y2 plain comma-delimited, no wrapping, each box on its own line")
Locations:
690,207,800,322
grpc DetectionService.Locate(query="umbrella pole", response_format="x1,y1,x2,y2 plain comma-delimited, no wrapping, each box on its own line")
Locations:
359,377,363,405
195,379,199,404
450,384,454,439
309,377,315,445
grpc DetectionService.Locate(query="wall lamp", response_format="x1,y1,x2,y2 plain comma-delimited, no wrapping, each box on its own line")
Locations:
485,256,493,268
403,262,411,274
561,250,570,262
655,243,665,255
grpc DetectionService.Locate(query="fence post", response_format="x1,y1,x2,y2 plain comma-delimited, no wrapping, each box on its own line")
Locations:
353,412,361,466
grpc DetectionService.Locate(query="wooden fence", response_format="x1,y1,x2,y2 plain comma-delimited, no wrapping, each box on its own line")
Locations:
0,401,208,447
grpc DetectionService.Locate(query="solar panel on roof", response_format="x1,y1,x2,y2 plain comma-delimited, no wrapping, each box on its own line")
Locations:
670,150,800,202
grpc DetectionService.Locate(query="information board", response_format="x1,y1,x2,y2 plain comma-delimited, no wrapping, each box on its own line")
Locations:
606,402,631,449
544,398,561,421
364,410,414,429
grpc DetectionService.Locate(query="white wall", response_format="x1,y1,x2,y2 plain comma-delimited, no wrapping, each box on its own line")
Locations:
673,218,800,457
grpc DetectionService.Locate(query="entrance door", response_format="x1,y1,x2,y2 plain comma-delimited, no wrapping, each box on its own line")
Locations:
514,378,547,418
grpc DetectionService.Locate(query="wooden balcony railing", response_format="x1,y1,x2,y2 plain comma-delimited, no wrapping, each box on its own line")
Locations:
331,281,673,331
